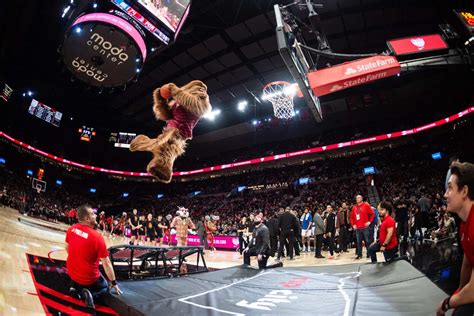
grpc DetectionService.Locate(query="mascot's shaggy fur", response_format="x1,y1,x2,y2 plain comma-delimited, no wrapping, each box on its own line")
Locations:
130,80,211,183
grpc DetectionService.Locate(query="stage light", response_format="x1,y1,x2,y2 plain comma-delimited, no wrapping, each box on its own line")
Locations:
92,2,98,8
90,188,96,193
157,194,164,199
61,6,71,18
75,27,81,34
22,93,26,97
204,109,221,121
122,192,129,198
56,180,62,186
27,91,33,96
237,100,248,112
136,68,141,73
296,110,300,114
136,58,140,63
151,47,156,52
252,120,258,126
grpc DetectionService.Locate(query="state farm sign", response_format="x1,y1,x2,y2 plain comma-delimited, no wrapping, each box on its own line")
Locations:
307,56,400,97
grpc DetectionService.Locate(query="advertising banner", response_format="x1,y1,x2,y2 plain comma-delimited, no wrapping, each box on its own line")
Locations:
307,55,401,97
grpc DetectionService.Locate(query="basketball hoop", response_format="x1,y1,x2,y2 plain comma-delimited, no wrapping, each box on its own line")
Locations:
262,81,298,119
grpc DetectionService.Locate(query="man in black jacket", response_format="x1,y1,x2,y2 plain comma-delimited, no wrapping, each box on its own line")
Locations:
277,207,298,261
325,205,337,259
243,214,271,269
266,213,279,257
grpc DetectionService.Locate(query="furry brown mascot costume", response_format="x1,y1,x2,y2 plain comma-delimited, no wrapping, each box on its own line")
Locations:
129,80,211,183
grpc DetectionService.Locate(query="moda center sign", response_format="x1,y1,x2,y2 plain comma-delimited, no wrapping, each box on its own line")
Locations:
62,13,147,87
307,55,401,97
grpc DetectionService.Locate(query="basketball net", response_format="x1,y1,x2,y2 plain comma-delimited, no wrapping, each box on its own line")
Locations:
262,81,296,119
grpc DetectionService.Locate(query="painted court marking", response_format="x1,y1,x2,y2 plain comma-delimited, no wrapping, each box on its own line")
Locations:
178,269,362,315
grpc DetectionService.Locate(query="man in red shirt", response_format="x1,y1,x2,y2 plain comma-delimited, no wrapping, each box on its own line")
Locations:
367,201,398,263
66,205,122,309
437,162,474,315
350,195,375,259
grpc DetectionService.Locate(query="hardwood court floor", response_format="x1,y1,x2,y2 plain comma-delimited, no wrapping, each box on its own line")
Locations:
0,207,378,316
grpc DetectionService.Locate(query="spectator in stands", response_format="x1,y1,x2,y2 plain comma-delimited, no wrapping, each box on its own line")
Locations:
437,162,474,315
367,201,398,263
350,195,374,259
66,205,122,309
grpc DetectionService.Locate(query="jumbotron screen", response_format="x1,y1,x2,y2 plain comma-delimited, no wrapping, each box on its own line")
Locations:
137,0,190,32
28,99,63,127
112,132,136,148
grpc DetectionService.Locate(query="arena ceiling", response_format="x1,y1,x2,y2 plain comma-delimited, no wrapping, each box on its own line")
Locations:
1,0,473,141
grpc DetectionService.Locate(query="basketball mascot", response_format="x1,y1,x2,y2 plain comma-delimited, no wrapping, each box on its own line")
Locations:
130,80,211,183
170,207,195,247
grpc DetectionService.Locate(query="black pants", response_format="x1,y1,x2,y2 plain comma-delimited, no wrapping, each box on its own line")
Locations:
327,234,336,256
243,248,269,269
278,230,294,259
453,303,474,315
70,274,109,300
199,233,208,249
315,234,323,256
368,242,398,263
270,235,278,257
396,220,409,242
338,226,348,251
355,228,370,258
294,239,300,256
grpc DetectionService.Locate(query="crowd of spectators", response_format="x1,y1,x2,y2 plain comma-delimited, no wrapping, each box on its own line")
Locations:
1,130,464,244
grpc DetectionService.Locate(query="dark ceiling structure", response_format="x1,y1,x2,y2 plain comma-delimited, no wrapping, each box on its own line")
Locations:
1,0,473,147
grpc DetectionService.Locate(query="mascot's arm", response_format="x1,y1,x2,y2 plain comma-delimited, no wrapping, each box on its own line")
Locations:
171,83,211,117
153,87,172,121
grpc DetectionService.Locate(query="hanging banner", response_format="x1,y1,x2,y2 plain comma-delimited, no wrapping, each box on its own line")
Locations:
307,55,401,97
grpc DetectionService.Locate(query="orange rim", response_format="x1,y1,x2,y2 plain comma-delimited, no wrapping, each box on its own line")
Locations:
262,81,291,91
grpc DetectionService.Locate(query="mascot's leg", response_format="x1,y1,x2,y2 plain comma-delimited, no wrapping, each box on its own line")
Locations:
130,135,155,152
130,129,176,153
147,129,186,183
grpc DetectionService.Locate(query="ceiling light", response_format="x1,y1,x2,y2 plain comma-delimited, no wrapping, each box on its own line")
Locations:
237,100,248,112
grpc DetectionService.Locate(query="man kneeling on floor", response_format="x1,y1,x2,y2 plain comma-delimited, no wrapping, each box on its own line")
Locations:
243,214,271,269
367,201,399,263
66,205,122,309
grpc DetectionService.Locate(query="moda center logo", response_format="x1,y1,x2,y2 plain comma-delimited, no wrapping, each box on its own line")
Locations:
71,57,109,83
86,33,129,65
62,12,146,87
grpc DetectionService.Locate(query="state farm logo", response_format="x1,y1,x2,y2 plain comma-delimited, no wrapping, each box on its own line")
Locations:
410,38,425,50
87,33,128,65
344,68,357,75
72,57,108,82
343,57,396,76
330,84,343,92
